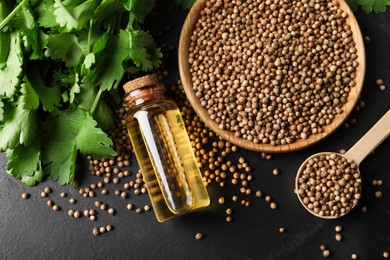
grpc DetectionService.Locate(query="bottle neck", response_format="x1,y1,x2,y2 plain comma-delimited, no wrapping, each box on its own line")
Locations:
124,84,166,108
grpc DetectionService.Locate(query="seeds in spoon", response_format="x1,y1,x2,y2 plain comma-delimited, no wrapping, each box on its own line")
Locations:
297,153,361,217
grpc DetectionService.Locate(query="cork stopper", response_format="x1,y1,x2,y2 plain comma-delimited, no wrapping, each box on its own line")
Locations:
123,74,160,94
123,74,165,108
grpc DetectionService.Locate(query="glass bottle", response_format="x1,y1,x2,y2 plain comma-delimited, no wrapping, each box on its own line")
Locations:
123,74,210,222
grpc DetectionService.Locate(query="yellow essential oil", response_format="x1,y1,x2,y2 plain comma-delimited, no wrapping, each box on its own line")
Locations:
123,75,210,222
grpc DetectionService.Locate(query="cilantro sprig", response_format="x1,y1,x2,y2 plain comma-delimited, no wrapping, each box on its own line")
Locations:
347,0,390,13
0,0,162,186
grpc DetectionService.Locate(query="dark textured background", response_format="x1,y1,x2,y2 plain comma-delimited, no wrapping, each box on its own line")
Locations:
1,4,390,260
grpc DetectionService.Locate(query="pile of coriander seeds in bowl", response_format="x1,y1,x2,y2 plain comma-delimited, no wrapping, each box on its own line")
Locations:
179,0,365,153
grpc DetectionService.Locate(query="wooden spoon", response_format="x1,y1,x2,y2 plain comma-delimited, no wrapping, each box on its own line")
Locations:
295,109,390,219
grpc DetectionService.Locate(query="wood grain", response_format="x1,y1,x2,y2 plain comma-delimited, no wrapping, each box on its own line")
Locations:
178,0,366,153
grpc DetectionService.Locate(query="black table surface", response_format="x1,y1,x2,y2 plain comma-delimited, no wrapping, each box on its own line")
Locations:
1,5,390,260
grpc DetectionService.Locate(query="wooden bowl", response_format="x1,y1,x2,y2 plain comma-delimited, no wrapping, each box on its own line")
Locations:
178,0,366,153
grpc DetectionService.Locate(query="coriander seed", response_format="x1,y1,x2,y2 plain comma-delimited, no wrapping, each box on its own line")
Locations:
375,191,383,199
21,193,29,200
74,211,81,218
108,208,115,215
93,228,99,236
323,250,330,258
195,233,203,240
335,225,343,232
68,210,75,217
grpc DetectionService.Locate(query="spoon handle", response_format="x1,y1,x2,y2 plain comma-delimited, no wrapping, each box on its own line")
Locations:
346,109,390,164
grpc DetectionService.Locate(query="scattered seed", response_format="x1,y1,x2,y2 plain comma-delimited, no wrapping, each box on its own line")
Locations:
135,208,143,214
351,253,358,259
226,216,233,222
52,205,60,211
335,225,343,232
361,206,368,213
47,200,54,207
375,191,383,199
92,227,99,236
323,250,330,258
90,215,96,221
95,201,102,207
218,197,225,204
144,205,151,211
60,192,67,198
40,191,47,198
121,192,127,199
376,79,384,86
108,208,115,215
265,196,272,203
100,203,107,210
272,168,280,176
106,225,113,232
279,227,285,233
255,191,262,198
68,210,75,217
270,202,278,210
195,233,203,240
21,193,29,200
44,187,52,194
320,245,327,251
102,189,108,195
127,204,134,210
84,210,90,217
383,251,389,258
226,208,233,215
69,198,76,204
74,211,81,218
99,226,106,234
335,233,343,241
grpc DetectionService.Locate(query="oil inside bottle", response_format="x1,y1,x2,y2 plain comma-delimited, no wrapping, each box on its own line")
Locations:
125,100,210,222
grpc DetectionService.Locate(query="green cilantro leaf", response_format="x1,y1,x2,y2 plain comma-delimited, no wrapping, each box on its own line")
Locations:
6,139,44,187
45,33,83,67
42,108,116,185
0,99,4,121
70,73,81,103
126,29,162,71
357,0,390,12
93,33,128,91
0,32,23,98
20,81,40,110
93,0,124,26
0,102,37,151
25,63,61,112
347,0,359,11
122,0,156,24
53,0,97,31
0,32,10,69
94,99,114,130
12,3,43,59
36,0,58,28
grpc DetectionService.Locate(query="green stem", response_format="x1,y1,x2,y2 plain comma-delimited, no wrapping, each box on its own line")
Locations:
90,88,103,115
86,19,93,54
0,0,29,31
